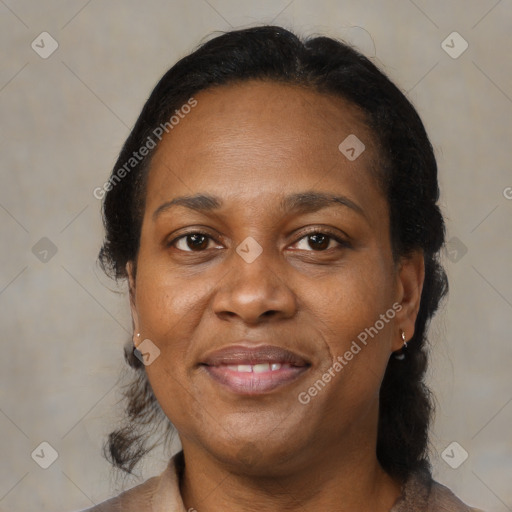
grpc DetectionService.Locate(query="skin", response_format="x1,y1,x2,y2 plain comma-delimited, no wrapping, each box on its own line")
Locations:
127,81,425,512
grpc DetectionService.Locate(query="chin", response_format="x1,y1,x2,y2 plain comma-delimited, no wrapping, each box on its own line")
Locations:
195,418,313,474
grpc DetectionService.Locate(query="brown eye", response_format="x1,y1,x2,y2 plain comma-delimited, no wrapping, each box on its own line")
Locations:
306,233,330,251
293,230,347,252
173,233,213,252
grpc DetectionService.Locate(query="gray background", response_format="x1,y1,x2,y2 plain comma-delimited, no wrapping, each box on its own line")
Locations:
1,1,511,511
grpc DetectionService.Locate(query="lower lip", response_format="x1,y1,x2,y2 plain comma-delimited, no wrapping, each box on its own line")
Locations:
202,364,309,394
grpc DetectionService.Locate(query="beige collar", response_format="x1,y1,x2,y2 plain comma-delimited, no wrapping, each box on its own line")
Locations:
150,451,187,512
145,451,478,512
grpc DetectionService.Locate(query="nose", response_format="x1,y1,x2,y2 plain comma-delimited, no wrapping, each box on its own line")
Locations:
212,246,297,325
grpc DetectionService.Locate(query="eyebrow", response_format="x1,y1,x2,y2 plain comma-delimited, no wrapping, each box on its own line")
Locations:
152,191,367,221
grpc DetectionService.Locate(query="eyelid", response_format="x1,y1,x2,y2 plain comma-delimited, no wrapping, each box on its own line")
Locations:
166,227,222,251
167,226,350,252
291,226,351,247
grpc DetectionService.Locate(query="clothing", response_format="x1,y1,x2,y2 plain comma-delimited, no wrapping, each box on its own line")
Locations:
80,451,484,512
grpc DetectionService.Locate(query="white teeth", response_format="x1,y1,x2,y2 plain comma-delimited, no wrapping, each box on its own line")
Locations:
253,363,270,373
225,363,287,372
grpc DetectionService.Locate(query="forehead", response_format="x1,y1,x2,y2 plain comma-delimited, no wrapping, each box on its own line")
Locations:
144,80,384,220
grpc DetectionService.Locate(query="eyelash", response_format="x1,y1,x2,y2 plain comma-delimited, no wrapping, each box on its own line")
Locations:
168,228,350,253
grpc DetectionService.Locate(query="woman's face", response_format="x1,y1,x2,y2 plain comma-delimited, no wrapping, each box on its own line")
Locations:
128,81,424,473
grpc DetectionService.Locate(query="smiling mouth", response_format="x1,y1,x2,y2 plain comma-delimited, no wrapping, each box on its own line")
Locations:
202,363,310,394
199,344,311,394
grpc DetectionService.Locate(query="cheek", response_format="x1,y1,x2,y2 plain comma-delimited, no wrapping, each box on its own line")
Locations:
135,260,207,339
135,265,209,431
310,254,394,343
303,253,396,400
133,263,211,413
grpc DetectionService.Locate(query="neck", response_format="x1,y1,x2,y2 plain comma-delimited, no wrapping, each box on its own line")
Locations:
179,442,402,512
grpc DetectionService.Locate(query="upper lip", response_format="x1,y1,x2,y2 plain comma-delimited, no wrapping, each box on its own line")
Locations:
200,344,310,367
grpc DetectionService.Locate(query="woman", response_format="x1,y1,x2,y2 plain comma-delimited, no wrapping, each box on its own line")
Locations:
84,25,483,512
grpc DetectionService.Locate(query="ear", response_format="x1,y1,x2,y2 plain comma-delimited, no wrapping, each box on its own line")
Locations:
392,249,425,352
126,261,140,345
